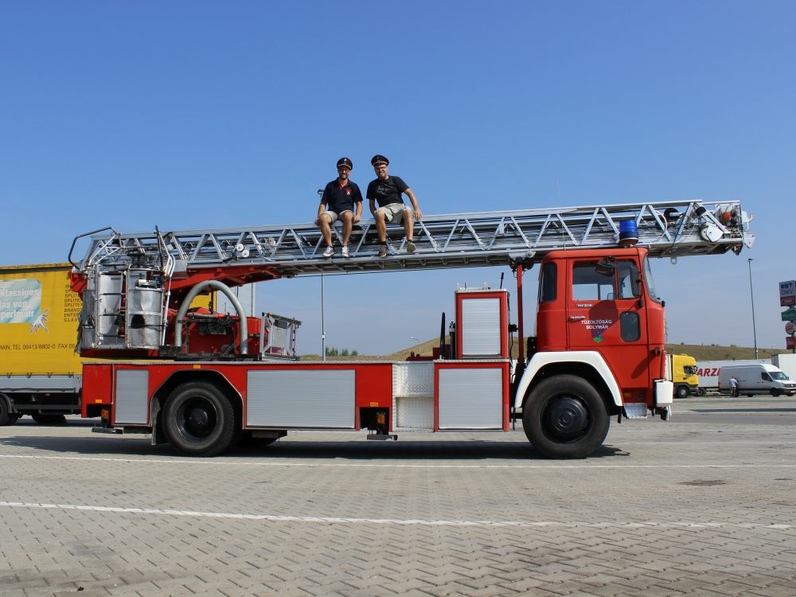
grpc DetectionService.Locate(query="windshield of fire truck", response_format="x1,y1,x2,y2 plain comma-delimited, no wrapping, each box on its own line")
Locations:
643,255,662,304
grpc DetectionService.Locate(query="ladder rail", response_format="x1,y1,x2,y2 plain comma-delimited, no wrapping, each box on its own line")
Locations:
73,199,754,278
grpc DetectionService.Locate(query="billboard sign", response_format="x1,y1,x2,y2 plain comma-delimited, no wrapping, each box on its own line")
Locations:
780,280,796,307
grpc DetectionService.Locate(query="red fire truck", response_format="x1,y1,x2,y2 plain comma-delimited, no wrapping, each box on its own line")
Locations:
68,199,753,458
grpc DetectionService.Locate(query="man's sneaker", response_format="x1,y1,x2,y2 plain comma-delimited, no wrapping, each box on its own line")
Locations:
406,240,416,254
322,245,334,258
341,245,350,258
378,244,388,259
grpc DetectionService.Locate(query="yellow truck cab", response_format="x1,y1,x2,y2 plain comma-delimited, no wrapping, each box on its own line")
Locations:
669,354,700,398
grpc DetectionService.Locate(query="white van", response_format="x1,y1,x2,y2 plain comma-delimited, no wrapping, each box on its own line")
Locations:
718,363,796,397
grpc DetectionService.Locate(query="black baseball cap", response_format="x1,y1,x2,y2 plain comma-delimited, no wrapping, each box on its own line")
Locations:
371,154,389,166
337,157,353,169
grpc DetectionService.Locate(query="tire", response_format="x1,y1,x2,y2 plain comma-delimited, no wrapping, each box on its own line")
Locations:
522,375,610,459
771,389,781,397
675,385,690,399
0,397,11,426
163,381,240,457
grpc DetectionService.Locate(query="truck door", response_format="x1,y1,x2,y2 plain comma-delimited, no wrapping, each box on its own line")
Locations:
566,256,651,400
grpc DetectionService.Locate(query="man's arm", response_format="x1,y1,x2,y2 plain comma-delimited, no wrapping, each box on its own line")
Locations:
404,188,422,221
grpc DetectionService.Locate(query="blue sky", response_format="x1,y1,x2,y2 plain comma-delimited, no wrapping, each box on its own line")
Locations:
2,1,794,355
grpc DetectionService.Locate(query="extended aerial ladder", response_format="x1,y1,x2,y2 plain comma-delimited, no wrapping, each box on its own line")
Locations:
68,198,753,357
71,198,752,283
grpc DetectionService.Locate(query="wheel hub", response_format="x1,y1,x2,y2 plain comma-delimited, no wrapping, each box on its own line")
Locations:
185,407,211,435
545,396,589,440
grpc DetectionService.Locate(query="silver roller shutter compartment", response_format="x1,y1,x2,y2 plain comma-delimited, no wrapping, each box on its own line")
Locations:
438,367,503,429
247,369,355,428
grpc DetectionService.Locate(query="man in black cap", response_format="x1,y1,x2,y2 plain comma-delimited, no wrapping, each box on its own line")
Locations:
366,154,422,259
316,157,363,258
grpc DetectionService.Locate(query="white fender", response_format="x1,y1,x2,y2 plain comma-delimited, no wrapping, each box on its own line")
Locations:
513,351,623,409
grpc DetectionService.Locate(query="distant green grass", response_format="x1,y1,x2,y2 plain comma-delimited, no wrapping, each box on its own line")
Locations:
661,343,783,362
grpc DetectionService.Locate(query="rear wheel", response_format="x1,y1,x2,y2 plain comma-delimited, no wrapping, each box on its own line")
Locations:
523,375,610,459
163,381,240,456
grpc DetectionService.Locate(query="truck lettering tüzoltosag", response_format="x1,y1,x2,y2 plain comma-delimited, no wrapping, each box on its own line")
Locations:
56,199,756,458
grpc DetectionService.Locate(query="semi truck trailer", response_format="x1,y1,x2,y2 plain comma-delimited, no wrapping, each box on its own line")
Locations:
0,263,82,425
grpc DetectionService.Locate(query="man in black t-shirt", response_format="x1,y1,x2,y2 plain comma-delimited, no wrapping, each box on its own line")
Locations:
316,157,363,258
366,154,422,259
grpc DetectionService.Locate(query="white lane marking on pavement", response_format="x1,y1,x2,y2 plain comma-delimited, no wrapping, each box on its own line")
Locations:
0,501,793,530
2,454,796,469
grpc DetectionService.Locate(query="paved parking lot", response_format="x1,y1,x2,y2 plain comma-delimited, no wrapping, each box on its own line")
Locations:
1,395,795,596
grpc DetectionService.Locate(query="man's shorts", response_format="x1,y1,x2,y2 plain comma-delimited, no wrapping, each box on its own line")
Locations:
321,209,353,224
376,203,409,224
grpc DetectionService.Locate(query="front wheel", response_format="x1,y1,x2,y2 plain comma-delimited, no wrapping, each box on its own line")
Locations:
163,381,240,456
675,385,690,399
523,375,610,459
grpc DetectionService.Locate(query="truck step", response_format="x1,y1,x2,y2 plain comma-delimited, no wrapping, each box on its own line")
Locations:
91,426,123,435
367,433,398,441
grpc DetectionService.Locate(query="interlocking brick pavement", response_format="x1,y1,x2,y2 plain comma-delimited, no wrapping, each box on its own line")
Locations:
1,396,795,596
